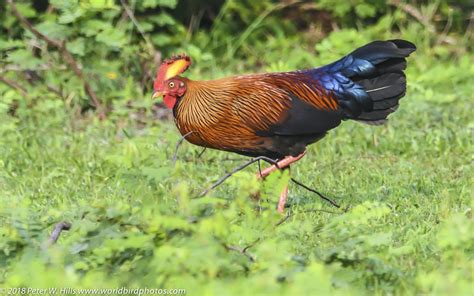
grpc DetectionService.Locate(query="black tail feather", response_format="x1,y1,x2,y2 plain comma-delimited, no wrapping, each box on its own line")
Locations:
348,40,416,124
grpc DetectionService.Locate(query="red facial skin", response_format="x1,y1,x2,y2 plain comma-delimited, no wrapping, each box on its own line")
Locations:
156,78,187,109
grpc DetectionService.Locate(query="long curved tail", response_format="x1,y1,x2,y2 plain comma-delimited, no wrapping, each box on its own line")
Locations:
320,39,417,125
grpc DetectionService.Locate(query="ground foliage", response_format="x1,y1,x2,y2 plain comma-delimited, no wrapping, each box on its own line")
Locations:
0,0,473,295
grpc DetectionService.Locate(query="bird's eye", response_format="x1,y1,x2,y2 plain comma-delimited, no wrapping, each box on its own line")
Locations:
168,81,175,88
179,82,184,87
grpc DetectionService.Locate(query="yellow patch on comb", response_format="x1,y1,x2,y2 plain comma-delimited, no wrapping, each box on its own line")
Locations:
164,58,190,80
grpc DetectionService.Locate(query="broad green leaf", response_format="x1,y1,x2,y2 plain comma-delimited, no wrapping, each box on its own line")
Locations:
35,21,71,40
150,13,176,26
95,27,127,48
80,0,118,10
58,8,84,24
6,49,42,69
50,0,79,11
81,20,110,36
66,38,86,56
143,0,177,9
151,33,172,46
0,39,24,51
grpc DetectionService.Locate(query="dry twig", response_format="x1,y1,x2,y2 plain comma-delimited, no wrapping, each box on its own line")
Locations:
198,156,279,197
275,211,292,226
119,0,155,52
44,221,72,248
197,147,207,158
223,238,260,262
172,131,195,164
290,178,340,208
198,154,340,209
0,75,28,96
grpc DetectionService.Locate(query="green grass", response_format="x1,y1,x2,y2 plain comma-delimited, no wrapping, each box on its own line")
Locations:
1,48,473,295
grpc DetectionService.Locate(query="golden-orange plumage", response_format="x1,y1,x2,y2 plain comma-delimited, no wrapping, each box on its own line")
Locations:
173,72,340,158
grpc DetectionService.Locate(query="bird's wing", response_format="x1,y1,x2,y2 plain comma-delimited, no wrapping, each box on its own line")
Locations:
231,73,342,137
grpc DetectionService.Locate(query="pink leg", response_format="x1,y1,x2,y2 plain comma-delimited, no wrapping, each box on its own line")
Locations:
277,184,288,213
256,151,306,213
256,151,306,180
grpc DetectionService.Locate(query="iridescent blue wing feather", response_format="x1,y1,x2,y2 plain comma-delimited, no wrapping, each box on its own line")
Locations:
306,39,416,124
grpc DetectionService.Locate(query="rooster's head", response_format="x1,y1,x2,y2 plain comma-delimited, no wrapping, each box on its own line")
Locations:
152,54,191,109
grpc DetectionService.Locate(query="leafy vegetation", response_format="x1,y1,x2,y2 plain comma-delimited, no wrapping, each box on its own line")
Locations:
0,0,472,295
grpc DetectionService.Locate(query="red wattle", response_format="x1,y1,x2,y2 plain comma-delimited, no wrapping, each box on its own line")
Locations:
163,95,176,109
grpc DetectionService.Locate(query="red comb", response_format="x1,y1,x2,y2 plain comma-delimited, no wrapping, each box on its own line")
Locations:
154,54,191,90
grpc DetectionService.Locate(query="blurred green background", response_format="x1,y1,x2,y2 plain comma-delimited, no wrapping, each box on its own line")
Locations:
0,0,473,295
1,0,472,115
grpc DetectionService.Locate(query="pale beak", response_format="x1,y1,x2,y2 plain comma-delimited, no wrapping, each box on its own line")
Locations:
152,91,163,100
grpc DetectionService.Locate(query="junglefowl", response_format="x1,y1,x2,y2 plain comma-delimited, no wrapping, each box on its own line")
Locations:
152,40,416,212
